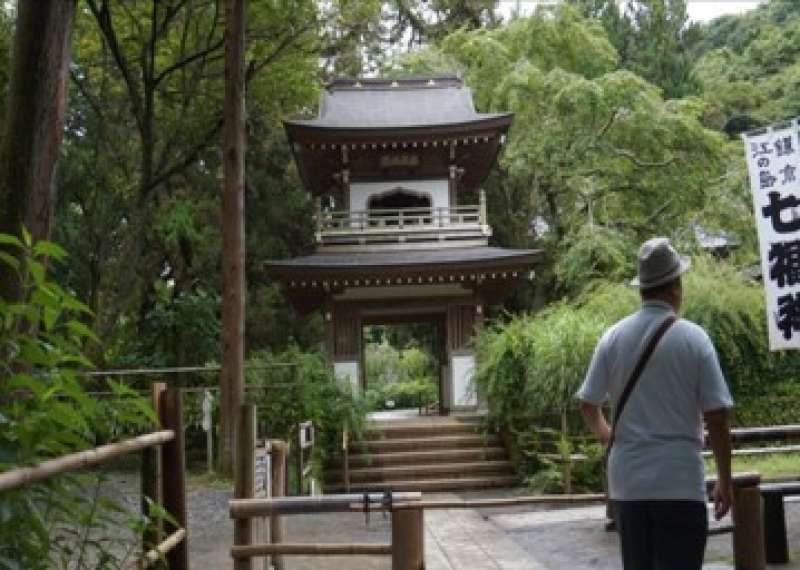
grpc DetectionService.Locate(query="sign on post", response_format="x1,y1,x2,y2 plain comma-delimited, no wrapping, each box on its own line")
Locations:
743,118,800,350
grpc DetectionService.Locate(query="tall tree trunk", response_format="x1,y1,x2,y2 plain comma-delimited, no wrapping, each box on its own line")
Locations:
219,0,247,476
0,0,76,302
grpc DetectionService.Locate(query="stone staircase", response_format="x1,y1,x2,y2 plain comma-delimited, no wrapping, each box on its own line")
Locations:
324,415,518,493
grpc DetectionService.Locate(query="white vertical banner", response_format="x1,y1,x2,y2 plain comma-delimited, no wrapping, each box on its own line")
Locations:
743,118,800,350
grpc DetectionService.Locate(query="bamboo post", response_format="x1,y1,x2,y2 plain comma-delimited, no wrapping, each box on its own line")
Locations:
160,388,188,570
234,405,256,570
731,474,765,570
142,382,166,565
270,440,288,570
391,507,424,570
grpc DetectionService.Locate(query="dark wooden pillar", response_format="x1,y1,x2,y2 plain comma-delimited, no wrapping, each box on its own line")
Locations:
0,0,76,301
219,0,246,476
332,304,362,392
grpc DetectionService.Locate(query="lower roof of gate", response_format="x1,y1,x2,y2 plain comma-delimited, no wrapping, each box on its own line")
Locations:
264,246,542,314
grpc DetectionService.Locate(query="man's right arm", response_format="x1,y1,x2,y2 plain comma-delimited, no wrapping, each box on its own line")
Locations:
579,401,611,446
705,407,732,520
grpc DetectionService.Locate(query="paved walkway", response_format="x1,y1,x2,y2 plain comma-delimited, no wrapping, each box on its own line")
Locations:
179,480,800,569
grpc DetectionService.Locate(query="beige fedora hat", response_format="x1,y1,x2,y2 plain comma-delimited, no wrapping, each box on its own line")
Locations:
631,237,691,290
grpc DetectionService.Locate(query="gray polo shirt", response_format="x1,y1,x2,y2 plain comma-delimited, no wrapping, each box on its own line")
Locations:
577,300,733,502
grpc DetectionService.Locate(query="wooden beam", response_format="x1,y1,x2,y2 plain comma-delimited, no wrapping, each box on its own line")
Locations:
231,543,391,558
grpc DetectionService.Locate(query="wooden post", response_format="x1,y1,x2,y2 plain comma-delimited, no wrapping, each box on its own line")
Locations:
219,0,247,476
234,405,256,570
142,382,166,565
296,426,303,496
732,474,766,570
763,492,788,564
342,425,350,493
270,440,288,570
391,507,424,570
160,388,188,570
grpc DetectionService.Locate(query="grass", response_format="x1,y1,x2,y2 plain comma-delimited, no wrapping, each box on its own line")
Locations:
706,452,800,480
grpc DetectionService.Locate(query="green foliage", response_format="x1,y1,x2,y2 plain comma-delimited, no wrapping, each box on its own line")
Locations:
106,282,220,368
0,234,152,567
475,281,637,423
681,257,800,413
364,341,438,411
477,256,800,437
244,347,368,471
398,4,726,303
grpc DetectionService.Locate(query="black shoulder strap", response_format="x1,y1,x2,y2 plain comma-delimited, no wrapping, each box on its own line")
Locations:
607,315,676,453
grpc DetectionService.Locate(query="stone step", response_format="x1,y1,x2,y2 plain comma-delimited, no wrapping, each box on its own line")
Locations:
364,422,485,440
345,460,515,483
329,446,509,469
364,424,482,441
325,474,520,494
351,434,501,454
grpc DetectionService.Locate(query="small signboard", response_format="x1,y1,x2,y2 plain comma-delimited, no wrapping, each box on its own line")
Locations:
743,118,800,350
254,441,271,498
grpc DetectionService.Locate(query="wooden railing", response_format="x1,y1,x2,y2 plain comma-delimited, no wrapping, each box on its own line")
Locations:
315,191,491,248
229,474,768,569
0,384,189,570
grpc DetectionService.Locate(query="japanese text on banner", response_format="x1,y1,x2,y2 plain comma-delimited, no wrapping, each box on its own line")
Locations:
743,118,800,350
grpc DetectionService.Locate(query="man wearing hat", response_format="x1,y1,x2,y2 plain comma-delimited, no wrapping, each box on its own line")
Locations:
577,237,734,570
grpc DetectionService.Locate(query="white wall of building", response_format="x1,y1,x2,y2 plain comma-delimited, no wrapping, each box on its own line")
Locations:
334,361,360,395
450,353,477,409
350,179,449,212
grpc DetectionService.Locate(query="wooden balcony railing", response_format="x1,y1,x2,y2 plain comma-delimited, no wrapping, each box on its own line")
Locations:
315,191,491,250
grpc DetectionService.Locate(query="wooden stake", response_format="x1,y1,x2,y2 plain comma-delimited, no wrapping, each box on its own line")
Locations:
234,405,256,570
160,389,188,570
732,476,766,570
392,507,424,570
219,0,247,476
142,382,166,565
270,440,288,570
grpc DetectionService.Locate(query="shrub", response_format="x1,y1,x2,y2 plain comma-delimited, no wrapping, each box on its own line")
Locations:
244,346,368,473
475,256,800,489
0,232,153,567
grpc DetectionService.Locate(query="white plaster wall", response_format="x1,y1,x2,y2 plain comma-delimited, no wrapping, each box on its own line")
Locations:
350,179,449,212
334,361,360,395
451,353,477,408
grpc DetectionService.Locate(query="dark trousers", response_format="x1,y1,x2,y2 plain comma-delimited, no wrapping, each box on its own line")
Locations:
612,500,708,570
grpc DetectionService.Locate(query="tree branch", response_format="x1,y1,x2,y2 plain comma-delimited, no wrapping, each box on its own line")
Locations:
245,24,314,83
69,69,104,120
152,37,224,88
86,0,146,137
605,145,676,168
141,117,224,199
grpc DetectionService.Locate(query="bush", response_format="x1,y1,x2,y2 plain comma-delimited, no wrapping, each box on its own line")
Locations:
0,232,153,567
244,346,368,473
475,256,800,489
364,343,438,411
